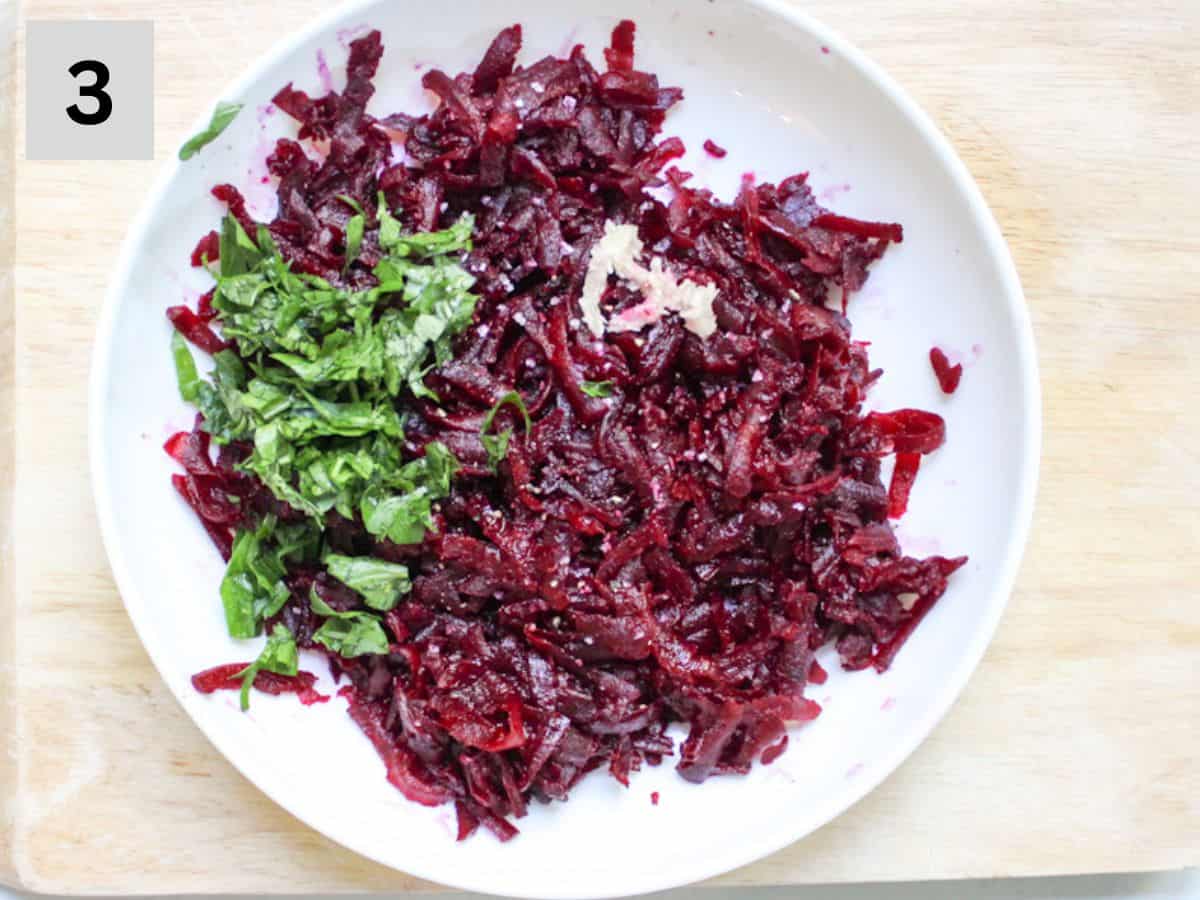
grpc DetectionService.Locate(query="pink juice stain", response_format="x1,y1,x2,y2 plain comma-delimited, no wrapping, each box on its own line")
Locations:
818,182,851,204
896,530,942,557
243,118,279,219
939,342,984,369
317,49,335,94
164,269,200,304
557,26,580,58
220,106,282,220
435,807,457,838
337,25,371,49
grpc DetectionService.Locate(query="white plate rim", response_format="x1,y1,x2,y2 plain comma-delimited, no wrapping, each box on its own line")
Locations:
88,0,1042,895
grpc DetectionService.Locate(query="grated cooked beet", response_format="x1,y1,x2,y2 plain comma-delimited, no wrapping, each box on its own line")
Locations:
929,346,963,394
887,452,921,519
167,305,228,354
192,663,330,705
168,21,965,840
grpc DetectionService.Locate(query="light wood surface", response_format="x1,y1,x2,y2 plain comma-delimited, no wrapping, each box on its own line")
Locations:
0,0,18,887
5,0,1199,892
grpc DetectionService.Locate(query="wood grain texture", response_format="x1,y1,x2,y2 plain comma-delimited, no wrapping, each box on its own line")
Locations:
5,0,1199,892
0,0,18,886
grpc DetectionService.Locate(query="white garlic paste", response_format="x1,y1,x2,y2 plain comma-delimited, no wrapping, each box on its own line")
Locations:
579,221,718,340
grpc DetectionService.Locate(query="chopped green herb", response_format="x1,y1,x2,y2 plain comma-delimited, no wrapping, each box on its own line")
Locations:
219,517,319,638
181,208,480,664
376,206,473,258
235,624,298,710
193,349,250,444
580,380,615,398
376,190,401,248
343,213,365,272
360,441,458,544
337,194,366,217
481,430,511,473
480,391,531,471
221,525,282,638
310,588,390,657
218,214,263,279
483,391,532,435
179,211,473,534
179,101,243,161
171,331,202,402
324,554,411,611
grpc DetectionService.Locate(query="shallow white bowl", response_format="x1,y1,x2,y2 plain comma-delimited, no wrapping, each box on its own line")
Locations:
90,0,1040,896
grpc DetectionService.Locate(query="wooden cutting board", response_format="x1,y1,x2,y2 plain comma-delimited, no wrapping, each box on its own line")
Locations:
3,0,1198,892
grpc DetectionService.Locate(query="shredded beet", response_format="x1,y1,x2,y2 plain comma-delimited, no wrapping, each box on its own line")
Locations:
887,452,921,518
862,409,946,455
929,346,963,394
807,659,828,685
190,230,219,267
810,213,904,244
167,305,229,353
702,139,727,158
191,663,330,705
169,21,965,840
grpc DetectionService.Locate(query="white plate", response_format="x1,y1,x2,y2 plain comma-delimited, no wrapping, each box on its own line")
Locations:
90,1,1040,896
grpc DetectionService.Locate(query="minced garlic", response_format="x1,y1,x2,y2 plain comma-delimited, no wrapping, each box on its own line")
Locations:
579,221,718,339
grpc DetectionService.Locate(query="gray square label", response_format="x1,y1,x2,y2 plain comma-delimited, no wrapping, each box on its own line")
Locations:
26,20,154,160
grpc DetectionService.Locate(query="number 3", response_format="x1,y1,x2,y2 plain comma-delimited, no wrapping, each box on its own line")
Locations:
66,60,112,126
